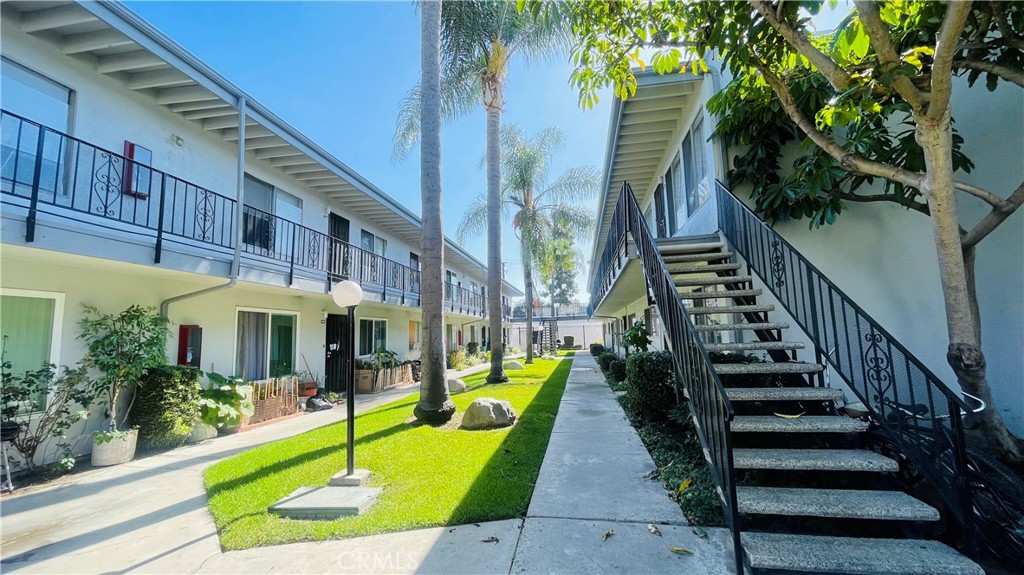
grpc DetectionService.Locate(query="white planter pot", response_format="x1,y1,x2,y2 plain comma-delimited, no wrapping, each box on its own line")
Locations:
91,429,139,467
187,423,218,444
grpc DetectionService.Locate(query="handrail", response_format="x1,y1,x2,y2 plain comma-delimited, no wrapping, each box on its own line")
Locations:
614,182,743,575
714,181,974,537
0,109,421,297
444,282,485,315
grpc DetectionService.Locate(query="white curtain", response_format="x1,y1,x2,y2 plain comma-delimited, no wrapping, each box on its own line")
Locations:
236,311,267,380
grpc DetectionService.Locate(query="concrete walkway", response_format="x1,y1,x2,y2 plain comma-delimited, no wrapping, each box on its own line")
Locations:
1,354,734,574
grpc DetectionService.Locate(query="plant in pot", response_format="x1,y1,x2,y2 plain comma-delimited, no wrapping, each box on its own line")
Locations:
78,304,169,467
199,372,254,434
1,339,93,476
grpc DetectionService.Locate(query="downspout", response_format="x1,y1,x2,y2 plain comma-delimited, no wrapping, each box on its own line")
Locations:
160,97,248,317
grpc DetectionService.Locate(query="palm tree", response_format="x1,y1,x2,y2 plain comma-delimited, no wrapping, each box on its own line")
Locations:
392,1,566,383
413,0,455,423
457,125,599,363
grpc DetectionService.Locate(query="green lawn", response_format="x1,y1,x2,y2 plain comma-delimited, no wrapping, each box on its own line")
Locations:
203,354,573,550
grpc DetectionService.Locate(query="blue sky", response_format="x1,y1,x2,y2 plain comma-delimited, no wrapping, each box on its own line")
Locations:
125,1,611,300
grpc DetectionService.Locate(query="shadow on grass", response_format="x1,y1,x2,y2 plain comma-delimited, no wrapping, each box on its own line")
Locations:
206,421,410,499
443,354,575,527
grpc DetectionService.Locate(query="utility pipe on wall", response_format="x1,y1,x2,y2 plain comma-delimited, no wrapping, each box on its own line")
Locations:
159,97,248,317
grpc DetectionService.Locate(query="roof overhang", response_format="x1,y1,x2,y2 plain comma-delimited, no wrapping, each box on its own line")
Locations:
588,71,701,287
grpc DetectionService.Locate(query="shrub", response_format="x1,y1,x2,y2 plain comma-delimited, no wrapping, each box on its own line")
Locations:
597,351,617,372
609,358,627,382
624,351,677,423
590,343,605,356
466,341,480,356
447,347,467,370
623,320,652,353
132,366,201,449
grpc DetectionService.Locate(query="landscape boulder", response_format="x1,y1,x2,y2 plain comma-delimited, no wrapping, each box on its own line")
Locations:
504,361,525,370
461,398,517,430
447,378,467,394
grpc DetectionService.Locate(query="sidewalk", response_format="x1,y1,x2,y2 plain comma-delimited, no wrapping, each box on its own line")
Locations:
1,354,734,574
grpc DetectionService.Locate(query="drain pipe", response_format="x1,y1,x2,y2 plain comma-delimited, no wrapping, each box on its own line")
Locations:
160,97,247,317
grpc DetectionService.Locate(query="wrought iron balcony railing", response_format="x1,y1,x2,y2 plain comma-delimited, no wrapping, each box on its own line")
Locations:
0,109,421,299
444,282,485,316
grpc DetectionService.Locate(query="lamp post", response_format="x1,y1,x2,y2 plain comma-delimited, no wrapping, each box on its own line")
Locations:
331,280,362,477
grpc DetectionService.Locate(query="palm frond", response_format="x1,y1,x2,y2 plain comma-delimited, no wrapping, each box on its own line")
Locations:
455,195,490,245
537,165,602,204
391,68,483,163
549,203,596,242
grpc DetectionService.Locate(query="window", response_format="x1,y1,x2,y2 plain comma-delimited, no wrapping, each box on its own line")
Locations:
683,116,709,215
409,253,420,270
236,310,297,380
408,320,421,352
1,58,73,197
122,141,153,198
242,175,303,253
669,155,684,232
359,319,387,355
360,230,386,257
0,290,64,412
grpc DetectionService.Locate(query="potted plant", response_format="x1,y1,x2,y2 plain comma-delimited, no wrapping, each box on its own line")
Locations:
353,358,376,393
78,304,169,466
199,372,254,434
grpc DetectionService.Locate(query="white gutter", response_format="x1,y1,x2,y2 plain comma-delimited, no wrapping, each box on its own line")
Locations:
160,98,247,317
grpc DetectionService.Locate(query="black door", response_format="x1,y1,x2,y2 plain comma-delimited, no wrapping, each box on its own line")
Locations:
325,313,350,393
654,183,668,238
328,213,350,280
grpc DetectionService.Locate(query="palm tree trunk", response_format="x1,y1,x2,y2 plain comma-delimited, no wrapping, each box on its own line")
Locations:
521,234,535,364
485,82,508,383
414,0,455,423
917,113,1022,462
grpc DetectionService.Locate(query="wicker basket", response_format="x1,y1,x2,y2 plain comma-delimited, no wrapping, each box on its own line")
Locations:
91,429,138,467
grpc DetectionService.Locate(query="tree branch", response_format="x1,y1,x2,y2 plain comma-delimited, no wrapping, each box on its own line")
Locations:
955,181,1009,208
853,0,926,111
750,0,853,90
839,191,930,216
955,58,1024,89
992,1,1024,51
961,179,1024,248
929,1,974,120
750,55,925,191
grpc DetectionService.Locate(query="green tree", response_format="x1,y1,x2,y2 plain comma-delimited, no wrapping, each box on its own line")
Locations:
414,0,456,423
537,232,580,313
393,0,566,383
540,0,1024,461
457,125,599,364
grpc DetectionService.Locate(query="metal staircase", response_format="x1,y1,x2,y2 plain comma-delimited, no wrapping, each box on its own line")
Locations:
540,318,558,355
660,238,984,574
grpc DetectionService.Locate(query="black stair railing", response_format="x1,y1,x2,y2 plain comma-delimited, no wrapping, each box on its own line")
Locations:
715,181,976,546
0,109,422,301
611,183,743,574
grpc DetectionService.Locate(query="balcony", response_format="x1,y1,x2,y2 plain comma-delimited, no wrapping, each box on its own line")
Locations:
444,282,485,317
0,109,421,303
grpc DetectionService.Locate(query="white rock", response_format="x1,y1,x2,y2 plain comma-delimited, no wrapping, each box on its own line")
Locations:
447,378,467,394
461,398,517,430
504,361,525,370
188,423,218,444
541,355,557,360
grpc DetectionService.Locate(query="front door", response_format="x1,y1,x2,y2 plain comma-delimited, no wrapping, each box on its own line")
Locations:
328,213,350,281
325,313,350,393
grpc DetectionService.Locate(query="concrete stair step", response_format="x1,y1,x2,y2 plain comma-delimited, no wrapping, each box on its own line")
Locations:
733,448,899,472
662,251,734,263
687,304,774,315
695,321,788,332
714,362,825,375
656,240,724,255
742,532,984,574
704,341,804,352
668,263,743,274
737,486,940,521
675,275,752,287
725,386,840,402
679,288,762,299
732,415,870,433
